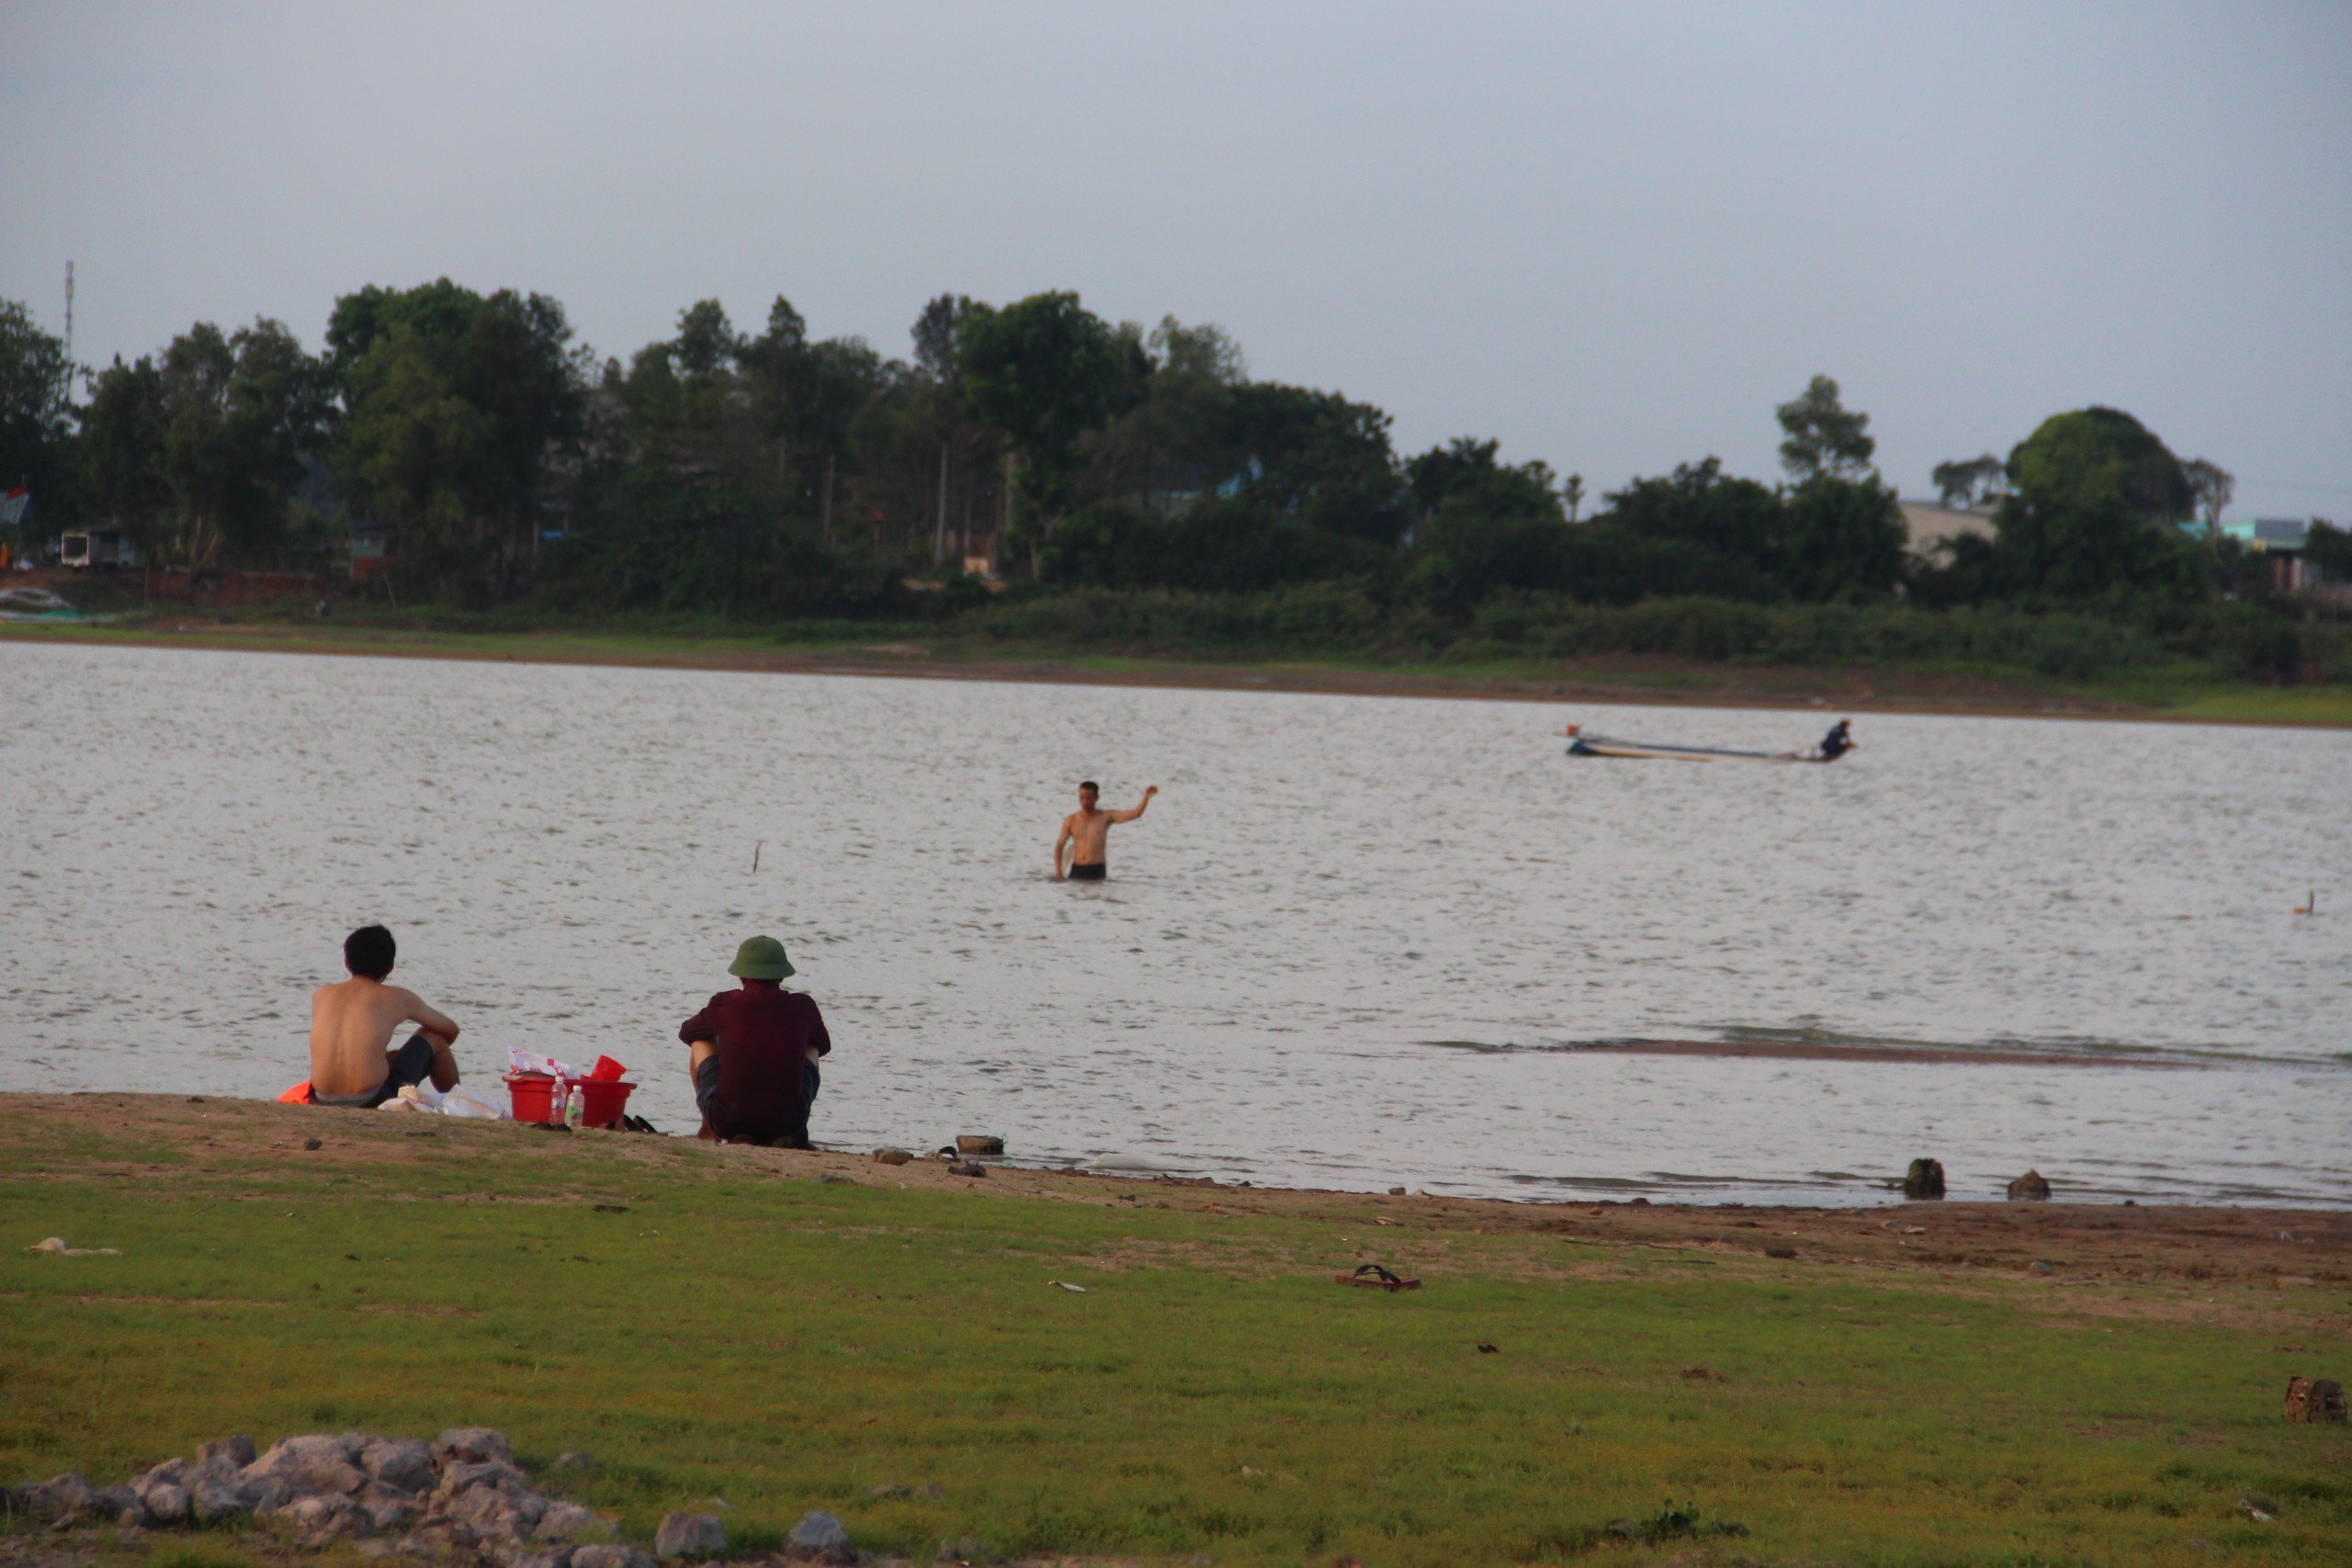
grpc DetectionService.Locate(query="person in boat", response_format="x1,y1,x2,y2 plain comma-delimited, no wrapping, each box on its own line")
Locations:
307,925,461,1107
680,935,830,1147
1818,719,1854,761
1054,780,1157,881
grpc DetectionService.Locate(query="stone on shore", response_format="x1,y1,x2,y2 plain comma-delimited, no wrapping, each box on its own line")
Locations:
654,1509,725,1559
2284,1375,2346,1423
91,1484,146,1526
188,1473,250,1523
2007,1169,2052,1201
280,1493,368,1545
787,1510,852,1560
356,1481,424,1533
435,1427,515,1468
20,1472,96,1523
198,1436,258,1469
1903,1158,1946,1200
439,1458,535,1500
360,1437,437,1494
449,1483,547,1543
871,1147,913,1166
135,1482,191,1527
955,1135,1005,1156
571,1544,658,1568
245,1433,366,1497
947,1160,988,1177
534,1501,599,1541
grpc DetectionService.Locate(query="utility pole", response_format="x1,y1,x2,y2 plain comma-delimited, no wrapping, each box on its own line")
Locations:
63,262,74,365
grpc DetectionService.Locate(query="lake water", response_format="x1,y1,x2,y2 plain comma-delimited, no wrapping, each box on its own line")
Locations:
3,640,2346,1206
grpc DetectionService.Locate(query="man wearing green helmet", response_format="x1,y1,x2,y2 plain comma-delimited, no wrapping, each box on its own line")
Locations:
679,935,831,1147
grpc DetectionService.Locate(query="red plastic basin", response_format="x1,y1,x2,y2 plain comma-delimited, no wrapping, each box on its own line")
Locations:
574,1077,635,1129
504,1073,560,1124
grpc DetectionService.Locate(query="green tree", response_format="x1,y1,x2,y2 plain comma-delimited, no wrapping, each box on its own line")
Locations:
1987,407,2201,601
330,280,583,596
1778,475,1905,600
1602,458,1784,575
1403,440,1572,610
1776,374,1875,483
79,355,171,554
85,319,331,568
956,291,1132,574
2181,457,2233,546
1217,382,1401,546
1930,454,2004,509
0,299,76,549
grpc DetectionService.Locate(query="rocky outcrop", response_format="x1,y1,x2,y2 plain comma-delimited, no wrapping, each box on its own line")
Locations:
1903,1158,1946,1200
2007,1169,2052,1201
10,1428,853,1567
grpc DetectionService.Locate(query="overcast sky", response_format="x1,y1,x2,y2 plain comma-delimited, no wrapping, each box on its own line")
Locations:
4,1,2346,518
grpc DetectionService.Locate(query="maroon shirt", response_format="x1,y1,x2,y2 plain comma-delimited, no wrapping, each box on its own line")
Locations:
679,985,831,1140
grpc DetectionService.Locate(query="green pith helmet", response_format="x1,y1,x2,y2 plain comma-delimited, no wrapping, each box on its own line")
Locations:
728,935,796,980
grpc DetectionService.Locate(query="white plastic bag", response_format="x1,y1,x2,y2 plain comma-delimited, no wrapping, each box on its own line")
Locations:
507,1047,580,1081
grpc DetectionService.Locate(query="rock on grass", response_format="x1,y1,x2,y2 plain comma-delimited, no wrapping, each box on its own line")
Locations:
788,1510,852,1561
654,1510,725,1559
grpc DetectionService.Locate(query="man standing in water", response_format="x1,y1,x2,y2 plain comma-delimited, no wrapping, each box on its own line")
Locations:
1054,781,1157,881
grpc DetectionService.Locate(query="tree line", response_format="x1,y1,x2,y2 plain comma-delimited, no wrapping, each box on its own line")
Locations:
0,284,2337,622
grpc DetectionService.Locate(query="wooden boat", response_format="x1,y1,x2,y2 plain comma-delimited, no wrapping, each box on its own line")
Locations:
1564,724,1838,763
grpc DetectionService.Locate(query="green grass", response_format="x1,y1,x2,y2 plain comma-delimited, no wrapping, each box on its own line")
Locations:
3,1115,2346,1565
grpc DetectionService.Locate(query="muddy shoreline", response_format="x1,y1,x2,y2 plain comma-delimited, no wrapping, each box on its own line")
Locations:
6,621,2342,727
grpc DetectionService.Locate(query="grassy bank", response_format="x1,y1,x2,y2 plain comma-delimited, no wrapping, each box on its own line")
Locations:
8,610,2352,727
4,1096,2347,1565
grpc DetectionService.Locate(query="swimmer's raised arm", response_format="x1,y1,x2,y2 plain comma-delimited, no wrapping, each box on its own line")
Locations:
1108,785,1158,824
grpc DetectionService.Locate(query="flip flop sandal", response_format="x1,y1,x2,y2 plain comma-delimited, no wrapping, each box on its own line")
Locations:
1335,1262,1421,1292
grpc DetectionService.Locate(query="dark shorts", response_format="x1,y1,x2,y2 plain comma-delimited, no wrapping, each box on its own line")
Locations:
314,1032,435,1109
1067,862,1106,881
695,1055,819,1144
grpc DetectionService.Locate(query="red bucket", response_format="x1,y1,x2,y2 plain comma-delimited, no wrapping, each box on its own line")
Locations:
503,1072,561,1124
573,1077,635,1129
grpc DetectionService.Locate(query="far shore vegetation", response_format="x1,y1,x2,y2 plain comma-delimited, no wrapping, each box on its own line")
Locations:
11,592,2351,728
4,285,2347,705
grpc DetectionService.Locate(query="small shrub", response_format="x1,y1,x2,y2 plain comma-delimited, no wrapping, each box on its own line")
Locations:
1606,1499,1748,1542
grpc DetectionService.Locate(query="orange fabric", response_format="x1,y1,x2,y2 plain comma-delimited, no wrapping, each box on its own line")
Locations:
278,1080,313,1104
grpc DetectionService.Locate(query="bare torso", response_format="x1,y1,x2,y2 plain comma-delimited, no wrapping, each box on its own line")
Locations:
1060,809,1115,868
308,977,458,1096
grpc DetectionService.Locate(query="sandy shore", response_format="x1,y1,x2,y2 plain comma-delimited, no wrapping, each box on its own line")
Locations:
10,1092,2345,1291
9,619,2348,727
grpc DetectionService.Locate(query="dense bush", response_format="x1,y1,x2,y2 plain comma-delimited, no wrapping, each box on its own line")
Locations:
967,585,2344,682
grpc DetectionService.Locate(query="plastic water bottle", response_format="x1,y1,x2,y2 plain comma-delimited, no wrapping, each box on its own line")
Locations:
564,1085,582,1128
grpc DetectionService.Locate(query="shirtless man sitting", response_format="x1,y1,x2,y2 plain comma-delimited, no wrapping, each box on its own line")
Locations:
1053,780,1157,881
307,924,461,1107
